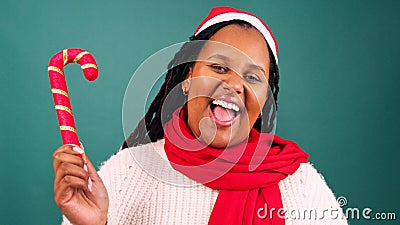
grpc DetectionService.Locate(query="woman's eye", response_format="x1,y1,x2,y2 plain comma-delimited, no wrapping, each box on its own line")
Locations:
243,74,261,83
210,64,228,73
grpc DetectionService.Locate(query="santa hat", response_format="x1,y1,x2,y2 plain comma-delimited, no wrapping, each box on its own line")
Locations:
194,6,278,63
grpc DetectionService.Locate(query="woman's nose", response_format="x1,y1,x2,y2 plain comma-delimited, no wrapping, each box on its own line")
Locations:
221,73,244,94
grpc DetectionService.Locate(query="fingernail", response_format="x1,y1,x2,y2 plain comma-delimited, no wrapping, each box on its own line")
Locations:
83,164,88,172
79,141,85,150
88,178,93,192
72,146,84,154
82,154,88,164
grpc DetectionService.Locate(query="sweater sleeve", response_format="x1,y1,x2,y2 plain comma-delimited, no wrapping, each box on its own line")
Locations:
61,147,157,225
279,163,348,225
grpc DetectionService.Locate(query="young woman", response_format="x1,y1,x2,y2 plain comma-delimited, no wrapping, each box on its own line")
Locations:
53,6,347,225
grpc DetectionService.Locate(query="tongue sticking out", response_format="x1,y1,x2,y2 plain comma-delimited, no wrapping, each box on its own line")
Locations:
212,105,236,122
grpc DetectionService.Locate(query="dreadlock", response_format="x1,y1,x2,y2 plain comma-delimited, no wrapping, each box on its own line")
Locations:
121,20,280,149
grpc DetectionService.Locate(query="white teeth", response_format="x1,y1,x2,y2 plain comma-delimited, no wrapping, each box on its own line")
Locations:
212,99,240,112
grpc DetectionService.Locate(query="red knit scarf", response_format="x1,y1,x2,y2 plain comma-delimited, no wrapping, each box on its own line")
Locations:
163,107,308,225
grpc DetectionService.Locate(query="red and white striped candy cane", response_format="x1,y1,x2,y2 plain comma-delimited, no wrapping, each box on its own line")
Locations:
48,48,98,149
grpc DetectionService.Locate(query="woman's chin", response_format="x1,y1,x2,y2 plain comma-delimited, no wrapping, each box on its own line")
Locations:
206,132,248,149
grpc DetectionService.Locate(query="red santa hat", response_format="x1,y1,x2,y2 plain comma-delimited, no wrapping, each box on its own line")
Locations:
194,6,279,63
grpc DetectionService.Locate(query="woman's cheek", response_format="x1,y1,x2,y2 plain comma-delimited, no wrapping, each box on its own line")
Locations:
188,75,219,99
244,86,266,122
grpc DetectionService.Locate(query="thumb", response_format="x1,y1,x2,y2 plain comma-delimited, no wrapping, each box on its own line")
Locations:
78,141,98,179
82,153,109,209
84,154,100,181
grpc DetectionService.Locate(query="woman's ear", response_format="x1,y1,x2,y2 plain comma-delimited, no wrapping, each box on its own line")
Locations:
182,67,193,95
186,65,193,79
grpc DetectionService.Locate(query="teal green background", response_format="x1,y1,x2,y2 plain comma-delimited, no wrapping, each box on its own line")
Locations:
1,0,399,224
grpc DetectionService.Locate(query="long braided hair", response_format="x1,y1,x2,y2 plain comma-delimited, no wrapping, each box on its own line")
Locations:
121,20,280,149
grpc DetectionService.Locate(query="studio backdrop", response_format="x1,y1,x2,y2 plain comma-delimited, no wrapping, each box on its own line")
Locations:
0,0,399,224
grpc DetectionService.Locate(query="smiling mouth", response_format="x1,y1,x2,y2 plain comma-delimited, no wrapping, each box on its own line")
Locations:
209,99,240,127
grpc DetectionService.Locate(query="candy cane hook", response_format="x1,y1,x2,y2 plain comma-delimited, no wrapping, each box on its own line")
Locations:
48,48,98,149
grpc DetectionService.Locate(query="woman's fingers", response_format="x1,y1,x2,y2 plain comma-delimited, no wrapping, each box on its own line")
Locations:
53,145,85,172
59,175,89,192
54,162,89,185
53,144,91,200
54,175,90,206
52,144,109,225
82,154,101,197
80,153,109,219
84,154,100,181
53,152,85,173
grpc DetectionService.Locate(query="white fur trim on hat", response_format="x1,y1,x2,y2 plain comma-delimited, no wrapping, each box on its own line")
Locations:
194,12,278,63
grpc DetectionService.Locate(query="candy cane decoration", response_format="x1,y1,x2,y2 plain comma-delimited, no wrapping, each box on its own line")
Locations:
48,48,98,149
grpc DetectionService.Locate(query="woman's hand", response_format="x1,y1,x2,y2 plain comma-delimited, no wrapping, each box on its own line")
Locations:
53,145,109,225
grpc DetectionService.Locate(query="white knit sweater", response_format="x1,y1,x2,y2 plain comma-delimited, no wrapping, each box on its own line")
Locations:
62,139,348,225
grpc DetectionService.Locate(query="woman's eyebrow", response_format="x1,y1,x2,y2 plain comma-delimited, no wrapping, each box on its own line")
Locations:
246,64,266,75
206,54,231,63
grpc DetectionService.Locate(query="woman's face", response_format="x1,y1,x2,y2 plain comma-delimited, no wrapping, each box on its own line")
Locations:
185,24,270,148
